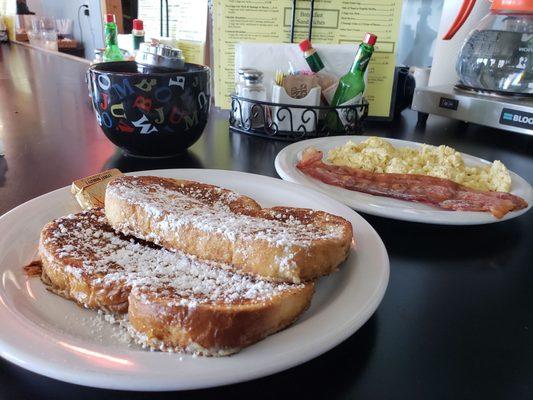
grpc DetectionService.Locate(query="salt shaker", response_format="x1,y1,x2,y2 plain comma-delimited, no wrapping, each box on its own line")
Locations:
234,67,255,124
241,69,266,128
235,67,255,95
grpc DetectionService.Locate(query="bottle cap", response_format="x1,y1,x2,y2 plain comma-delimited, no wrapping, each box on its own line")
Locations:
238,67,255,76
363,33,377,46
105,14,115,23
243,69,263,83
132,19,143,31
299,39,312,52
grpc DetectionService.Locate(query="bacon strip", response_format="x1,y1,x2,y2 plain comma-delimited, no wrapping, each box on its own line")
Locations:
296,148,528,219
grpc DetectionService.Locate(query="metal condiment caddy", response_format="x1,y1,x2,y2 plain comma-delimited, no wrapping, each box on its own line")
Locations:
227,0,369,141
229,94,368,141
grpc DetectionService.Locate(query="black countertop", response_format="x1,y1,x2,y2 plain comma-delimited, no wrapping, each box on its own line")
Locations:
0,44,532,400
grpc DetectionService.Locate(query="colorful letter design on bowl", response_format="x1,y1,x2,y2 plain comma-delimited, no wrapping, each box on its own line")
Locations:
88,61,210,157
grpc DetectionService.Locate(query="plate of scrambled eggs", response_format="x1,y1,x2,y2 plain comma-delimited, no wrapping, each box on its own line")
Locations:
275,136,532,224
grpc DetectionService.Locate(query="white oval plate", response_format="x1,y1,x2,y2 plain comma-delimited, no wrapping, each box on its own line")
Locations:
0,169,388,391
275,136,532,225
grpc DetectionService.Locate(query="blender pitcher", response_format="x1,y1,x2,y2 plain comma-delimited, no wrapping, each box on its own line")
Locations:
444,0,533,95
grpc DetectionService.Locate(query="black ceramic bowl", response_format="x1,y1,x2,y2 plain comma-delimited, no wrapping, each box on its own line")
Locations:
87,61,210,157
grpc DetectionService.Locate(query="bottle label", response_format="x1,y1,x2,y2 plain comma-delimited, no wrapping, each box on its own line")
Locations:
350,44,373,74
105,25,118,45
106,31,117,45
356,57,370,71
337,93,363,126
305,53,325,73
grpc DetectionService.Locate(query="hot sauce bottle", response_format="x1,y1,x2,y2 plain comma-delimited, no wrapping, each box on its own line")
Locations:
103,14,123,62
327,32,377,131
299,39,325,73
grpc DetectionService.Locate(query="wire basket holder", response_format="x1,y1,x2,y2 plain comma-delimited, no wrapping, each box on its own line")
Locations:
228,0,369,141
229,95,368,141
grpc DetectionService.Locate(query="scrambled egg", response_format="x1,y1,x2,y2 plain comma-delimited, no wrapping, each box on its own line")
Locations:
327,137,512,192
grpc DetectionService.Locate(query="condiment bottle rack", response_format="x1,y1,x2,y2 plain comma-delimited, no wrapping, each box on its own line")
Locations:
229,94,368,142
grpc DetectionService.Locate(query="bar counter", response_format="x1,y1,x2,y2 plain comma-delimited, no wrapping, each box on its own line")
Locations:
0,44,532,400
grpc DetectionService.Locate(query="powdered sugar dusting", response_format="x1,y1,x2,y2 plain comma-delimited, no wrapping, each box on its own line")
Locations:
96,311,238,356
107,176,344,248
41,210,301,306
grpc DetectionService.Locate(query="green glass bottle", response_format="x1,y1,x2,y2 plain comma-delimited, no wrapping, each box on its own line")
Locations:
327,33,377,131
103,14,123,62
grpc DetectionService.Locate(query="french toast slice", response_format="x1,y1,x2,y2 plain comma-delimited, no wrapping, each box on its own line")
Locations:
39,210,314,355
105,176,353,283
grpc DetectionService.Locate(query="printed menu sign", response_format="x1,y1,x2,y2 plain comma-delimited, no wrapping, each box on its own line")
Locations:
213,0,402,117
139,0,207,64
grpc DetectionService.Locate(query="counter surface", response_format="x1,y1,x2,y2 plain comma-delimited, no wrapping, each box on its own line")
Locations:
1,44,532,400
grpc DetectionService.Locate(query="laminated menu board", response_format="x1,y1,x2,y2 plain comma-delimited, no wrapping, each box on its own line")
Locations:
212,0,402,118
138,0,208,64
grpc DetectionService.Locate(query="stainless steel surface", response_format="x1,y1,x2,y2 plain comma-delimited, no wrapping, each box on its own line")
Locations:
135,42,185,71
238,67,256,76
243,69,263,83
412,84,533,136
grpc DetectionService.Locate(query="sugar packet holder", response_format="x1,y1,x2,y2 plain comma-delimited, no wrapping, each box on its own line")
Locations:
271,83,321,133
